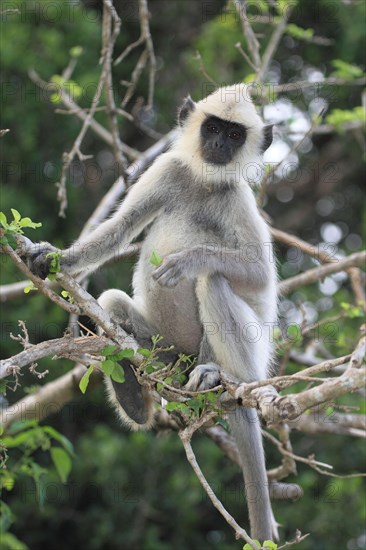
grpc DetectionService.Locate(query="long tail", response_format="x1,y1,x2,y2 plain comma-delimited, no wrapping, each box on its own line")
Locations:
228,407,274,542
105,359,154,430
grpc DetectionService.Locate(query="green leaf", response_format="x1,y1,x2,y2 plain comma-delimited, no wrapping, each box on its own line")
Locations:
137,347,151,357
186,399,201,415
326,107,365,131
156,382,164,392
79,365,94,394
70,46,83,57
2,473,15,491
51,74,66,86
206,391,217,403
286,324,302,343
165,402,181,411
149,250,163,266
331,59,364,79
244,73,256,83
111,363,125,383
0,500,14,532
24,282,37,294
243,541,260,550
287,23,314,40
46,252,61,274
101,359,115,376
0,380,7,397
0,211,7,227
2,429,40,448
0,235,9,246
50,447,72,483
144,366,156,374
50,92,62,104
42,426,74,455
263,541,278,549
0,532,29,550
101,344,118,356
19,217,42,229
10,209,21,222
114,348,135,361
6,419,38,435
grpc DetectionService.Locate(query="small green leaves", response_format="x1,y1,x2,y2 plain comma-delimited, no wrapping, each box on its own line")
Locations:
46,251,62,281
263,541,278,549
70,46,83,58
0,210,42,248
137,347,151,357
243,540,260,550
50,447,72,483
340,302,364,318
244,72,257,83
331,59,364,79
0,211,7,226
50,74,82,103
286,323,303,345
149,250,163,266
286,23,314,41
165,401,192,417
97,346,135,387
61,290,74,303
114,349,135,361
111,363,125,383
101,344,118,356
243,541,277,550
24,282,38,294
325,107,365,132
79,365,94,394
101,359,115,376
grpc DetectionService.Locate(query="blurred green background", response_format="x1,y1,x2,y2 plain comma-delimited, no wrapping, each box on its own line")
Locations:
1,1,365,549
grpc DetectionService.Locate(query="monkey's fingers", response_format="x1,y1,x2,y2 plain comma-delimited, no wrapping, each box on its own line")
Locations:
27,242,57,280
186,363,221,391
152,258,183,287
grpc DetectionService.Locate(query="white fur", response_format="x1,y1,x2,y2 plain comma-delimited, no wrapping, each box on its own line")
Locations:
171,83,265,187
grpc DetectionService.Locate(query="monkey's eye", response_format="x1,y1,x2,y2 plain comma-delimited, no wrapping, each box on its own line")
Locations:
229,130,242,141
207,124,219,134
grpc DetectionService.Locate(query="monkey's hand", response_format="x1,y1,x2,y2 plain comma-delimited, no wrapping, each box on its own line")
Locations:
27,242,60,280
152,251,191,287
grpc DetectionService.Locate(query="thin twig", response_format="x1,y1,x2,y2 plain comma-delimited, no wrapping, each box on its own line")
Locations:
179,415,259,548
278,251,366,296
102,0,128,173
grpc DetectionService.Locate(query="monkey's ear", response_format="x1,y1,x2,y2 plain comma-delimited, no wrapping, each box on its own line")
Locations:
261,124,274,152
178,95,196,126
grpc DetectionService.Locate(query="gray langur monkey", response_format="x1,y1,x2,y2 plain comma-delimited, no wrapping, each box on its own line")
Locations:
28,84,278,542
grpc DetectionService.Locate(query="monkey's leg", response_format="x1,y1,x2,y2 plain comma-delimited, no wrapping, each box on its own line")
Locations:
98,289,158,430
193,274,277,542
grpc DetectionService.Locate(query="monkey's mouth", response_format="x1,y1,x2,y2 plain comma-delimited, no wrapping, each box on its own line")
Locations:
203,152,233,165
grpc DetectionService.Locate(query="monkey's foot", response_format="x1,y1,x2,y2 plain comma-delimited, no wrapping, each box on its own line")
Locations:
185,363,221,391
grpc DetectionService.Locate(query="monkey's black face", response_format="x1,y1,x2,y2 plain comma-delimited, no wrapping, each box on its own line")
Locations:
200,115,247,165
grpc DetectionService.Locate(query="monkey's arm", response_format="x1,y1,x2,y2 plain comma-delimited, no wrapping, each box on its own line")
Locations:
28,156,170,278
152,244,273,289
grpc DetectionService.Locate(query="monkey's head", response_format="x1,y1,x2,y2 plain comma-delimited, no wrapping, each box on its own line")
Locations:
173,84,273,186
